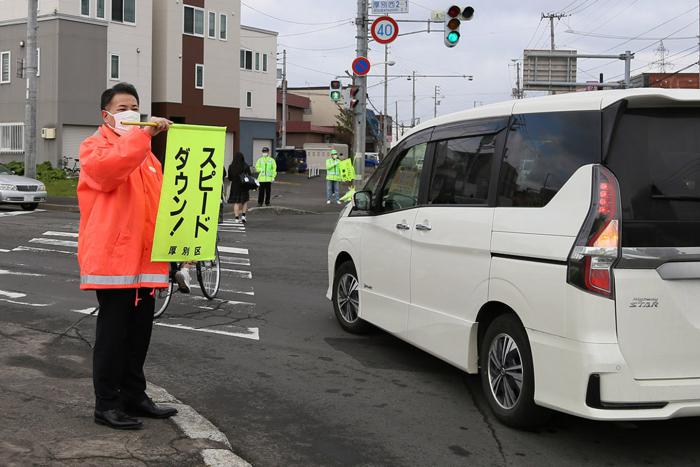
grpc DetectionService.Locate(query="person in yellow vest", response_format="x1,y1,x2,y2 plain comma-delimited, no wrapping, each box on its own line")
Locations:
255,147,277,206
325,149,342,204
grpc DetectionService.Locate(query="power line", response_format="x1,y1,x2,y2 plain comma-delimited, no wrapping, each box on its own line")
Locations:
565,30,698,41
564,0,641,47
287,61,338,77
241,2,352,26
648,60,700,85
240,21,353,38
279,42,355,51
608,45,699,79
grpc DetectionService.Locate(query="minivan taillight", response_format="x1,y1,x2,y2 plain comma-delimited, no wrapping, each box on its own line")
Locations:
567,166,621,299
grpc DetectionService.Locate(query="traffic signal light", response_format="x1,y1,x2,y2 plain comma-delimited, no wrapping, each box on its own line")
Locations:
349,86,360,109
329,80,341,102
444,6,474,47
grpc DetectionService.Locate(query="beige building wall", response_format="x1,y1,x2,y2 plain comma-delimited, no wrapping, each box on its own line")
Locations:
289,88,341,127
239,25,277,121
203,0,240,109
151,0,182,104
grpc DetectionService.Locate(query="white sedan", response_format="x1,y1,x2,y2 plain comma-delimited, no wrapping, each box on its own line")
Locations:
0,164,47,211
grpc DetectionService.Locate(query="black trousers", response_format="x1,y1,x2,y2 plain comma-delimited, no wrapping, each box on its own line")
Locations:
258,182,272,205
93,288,154,411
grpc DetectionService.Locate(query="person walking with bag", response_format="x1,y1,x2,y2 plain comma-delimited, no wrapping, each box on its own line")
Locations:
78,82,177,430
255,147,276,206
228,151,252,224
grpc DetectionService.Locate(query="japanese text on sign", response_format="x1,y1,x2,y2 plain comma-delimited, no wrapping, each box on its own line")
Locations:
370,0,408,14
152,124,226,262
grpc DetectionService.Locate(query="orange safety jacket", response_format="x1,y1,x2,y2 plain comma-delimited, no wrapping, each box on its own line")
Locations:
77,125,169,290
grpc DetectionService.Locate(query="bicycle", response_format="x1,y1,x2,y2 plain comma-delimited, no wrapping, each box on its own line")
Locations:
153,244,221,319
62,155,80,178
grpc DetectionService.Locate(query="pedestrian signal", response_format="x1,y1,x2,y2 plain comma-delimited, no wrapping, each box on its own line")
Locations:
329,80,342,102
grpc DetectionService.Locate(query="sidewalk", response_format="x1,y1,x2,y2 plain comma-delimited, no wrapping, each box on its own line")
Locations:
43,171,358,215
0,320,245,466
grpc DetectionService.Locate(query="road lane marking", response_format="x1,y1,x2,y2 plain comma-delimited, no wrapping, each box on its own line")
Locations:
0,290,26,299
43,231,79,238
219,256,250,266
0,209,46,217
29,238,78,248
190,287,254,296
12,246,77,255
155,322,260,340
218,246,248,255
0,269,45,277
0,298,52,307
220,268,252,279
0,249,10,253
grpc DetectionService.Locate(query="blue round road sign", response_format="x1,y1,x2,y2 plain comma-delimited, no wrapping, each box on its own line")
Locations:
352,57,371,76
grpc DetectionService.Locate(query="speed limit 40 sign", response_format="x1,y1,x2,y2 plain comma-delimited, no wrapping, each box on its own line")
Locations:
371,16,399,44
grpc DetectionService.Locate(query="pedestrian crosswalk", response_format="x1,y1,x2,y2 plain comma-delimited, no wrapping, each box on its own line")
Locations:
1,217,261,341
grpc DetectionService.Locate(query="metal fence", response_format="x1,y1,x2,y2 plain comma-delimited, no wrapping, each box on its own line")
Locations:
0,123,24,154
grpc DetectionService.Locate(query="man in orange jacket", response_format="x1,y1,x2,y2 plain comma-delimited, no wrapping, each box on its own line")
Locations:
78,82,177,430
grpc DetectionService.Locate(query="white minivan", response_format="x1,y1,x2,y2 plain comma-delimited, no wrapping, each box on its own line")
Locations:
327,89,700,428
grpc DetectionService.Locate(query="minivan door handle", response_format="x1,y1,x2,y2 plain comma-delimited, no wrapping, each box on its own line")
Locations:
395,223,410,231
415,223,432,232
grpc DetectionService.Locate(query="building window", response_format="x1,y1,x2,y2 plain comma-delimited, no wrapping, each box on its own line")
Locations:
208,11,216,38
110,54,120,80
220,13,227,40
96,0,105,18
184,5,204,36
80,0,90,16
255,52,260,71
246,91,252,108
262,53,268,72
240,49,252,70
1,51,10,84
112,0,136,23
0,123,24,154
195,64,204,89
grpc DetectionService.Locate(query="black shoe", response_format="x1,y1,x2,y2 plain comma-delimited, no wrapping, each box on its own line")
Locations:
94,409,143,430
126,397,178,419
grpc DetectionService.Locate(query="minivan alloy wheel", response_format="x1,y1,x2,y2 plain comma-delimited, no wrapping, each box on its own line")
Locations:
336,273,359,324
487,333,524,410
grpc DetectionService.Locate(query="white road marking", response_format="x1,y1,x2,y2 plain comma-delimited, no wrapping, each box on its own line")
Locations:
12,246,77,255
0,249,10,253
0,269,45,277
218,229,246,234
0,298,52,307
71,307,99,315
219,256,250,266
218,246,248,255
155,322,260,341
29,237,78,248
0,290,26,299
190,287,254,296
43,231,79,238
0,209,46,217
146,383,249,466
220,268,252,279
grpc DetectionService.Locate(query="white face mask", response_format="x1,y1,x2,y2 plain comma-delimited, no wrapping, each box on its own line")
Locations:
106,110,140,136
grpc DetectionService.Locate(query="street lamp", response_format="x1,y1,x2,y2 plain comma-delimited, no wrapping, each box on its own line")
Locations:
376,50,396,158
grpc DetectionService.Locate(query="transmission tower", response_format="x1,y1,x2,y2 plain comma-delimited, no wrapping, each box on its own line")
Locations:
651,41,673,73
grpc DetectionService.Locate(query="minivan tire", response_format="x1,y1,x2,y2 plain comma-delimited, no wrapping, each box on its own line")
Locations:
479,314,550,429
21,203,38,211
333,261,370,334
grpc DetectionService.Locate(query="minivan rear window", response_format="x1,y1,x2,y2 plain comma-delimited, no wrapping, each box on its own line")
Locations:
606,107,700,248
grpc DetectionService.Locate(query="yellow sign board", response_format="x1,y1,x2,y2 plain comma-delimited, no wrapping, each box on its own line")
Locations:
152,124,226,262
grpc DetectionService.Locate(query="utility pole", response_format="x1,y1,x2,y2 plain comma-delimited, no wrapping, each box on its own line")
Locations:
512,59,523,99
411,70,416,127
280,49,287,148
541,12,568,51
353,0,368,188
698,0,699,89
24,0,38,178
433,85,440,118
395,100,398,144
382,44,389,159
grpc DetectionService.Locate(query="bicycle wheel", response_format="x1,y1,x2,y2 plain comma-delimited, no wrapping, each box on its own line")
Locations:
153,283,175,319
197,246,221,299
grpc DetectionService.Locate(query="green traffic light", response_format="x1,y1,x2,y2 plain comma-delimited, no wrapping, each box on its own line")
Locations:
330,91,341,101
447,31,460,44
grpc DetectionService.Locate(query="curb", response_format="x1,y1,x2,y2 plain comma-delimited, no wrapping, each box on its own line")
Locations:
247,205,321,215
148,383,251,467
42,202,80,213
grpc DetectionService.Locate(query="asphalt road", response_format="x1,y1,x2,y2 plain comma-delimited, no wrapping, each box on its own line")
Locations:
1,206,699,466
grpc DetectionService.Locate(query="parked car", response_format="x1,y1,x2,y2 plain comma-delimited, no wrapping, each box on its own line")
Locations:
327,89,700,428
0,164,47,210
275,148,307,173
364,152,380,168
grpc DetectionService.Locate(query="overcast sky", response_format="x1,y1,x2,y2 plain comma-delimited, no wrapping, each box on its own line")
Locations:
240,0,700,127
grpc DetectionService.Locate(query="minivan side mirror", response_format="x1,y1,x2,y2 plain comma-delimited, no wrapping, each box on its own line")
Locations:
353,190,372,211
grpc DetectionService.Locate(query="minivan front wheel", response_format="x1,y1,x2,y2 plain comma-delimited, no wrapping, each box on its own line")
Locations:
479,314,549,429
332,261,370,334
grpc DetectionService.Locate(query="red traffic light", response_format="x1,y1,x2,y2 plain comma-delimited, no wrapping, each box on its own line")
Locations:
447,5,461,17
330,80,341,90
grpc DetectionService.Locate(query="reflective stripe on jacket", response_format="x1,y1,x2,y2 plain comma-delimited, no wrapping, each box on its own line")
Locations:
77,125,169,290
326,158,342,181
255,156,277,182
